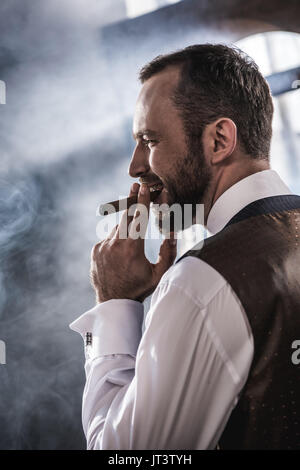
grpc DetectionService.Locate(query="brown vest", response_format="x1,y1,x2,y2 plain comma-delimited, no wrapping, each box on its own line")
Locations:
176,195,300,449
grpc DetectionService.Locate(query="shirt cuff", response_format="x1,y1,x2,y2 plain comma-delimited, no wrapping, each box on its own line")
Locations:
69,299,144,358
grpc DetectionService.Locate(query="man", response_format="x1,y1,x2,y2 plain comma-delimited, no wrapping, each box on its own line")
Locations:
70,44,300,449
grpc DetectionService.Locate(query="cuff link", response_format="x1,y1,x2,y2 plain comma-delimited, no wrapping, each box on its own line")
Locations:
85,332,93,347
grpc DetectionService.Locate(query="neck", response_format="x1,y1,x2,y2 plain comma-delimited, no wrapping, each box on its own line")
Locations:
203,158,270,225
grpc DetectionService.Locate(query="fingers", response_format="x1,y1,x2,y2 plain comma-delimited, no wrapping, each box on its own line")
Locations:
128,183,150,243
92,223,119,261
115,183,140,239
107,224,118,239
91,241,102,261
95,181,150,246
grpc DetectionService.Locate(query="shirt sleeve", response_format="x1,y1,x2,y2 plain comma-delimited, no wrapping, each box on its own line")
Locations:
69,263,253,450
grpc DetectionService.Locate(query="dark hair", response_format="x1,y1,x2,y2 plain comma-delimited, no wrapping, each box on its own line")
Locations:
139,44,274,160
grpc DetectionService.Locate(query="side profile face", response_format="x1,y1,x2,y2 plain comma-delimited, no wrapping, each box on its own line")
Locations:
128,66,212,231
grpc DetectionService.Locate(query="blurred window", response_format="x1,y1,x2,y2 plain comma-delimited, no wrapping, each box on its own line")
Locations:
236,32,300,192
125,0,181,18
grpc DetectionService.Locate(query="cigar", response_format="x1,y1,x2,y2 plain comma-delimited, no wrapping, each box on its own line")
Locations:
98,189,162,216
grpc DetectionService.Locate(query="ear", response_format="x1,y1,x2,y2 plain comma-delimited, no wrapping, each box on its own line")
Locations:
203,118,237,165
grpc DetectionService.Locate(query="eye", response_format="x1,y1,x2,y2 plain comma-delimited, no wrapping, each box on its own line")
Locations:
142,139,157,148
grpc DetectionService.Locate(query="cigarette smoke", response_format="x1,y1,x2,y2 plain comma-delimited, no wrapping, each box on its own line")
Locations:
0,0,134,450
1,0,298,450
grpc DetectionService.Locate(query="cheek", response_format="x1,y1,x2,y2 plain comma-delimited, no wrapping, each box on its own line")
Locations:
148,148,163,174
149,146,172,177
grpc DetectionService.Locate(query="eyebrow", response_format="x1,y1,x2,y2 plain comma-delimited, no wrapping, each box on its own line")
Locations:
133,129,160,140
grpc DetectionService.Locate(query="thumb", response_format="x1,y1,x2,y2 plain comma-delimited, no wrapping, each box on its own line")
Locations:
154,233,177,279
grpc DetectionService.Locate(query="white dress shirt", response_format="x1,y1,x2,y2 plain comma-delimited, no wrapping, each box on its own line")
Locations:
70,169,292,450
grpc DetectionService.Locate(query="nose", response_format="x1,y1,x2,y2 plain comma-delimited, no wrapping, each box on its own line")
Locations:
128,143,150,178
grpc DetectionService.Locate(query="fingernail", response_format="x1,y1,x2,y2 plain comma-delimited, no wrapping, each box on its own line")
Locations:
140,184,147,195
131,183,139,193
169,238,177,246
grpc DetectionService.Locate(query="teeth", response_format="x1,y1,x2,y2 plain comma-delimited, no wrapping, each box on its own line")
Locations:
149,185,163,192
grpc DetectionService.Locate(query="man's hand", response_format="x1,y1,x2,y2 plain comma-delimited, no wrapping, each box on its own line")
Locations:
90,183,177,303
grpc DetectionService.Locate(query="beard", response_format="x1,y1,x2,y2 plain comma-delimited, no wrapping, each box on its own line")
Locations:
153,142,212,235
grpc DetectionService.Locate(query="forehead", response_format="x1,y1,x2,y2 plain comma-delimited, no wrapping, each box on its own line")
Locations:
133,66,181,133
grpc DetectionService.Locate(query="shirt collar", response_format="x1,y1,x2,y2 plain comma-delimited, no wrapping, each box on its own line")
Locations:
206,169,293,235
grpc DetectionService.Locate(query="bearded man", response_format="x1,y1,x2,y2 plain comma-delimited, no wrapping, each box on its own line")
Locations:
70,44,300,450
